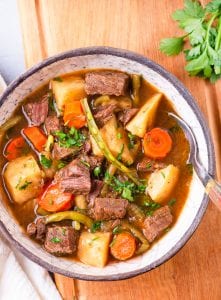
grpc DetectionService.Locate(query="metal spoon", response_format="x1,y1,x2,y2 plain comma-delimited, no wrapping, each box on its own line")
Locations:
168,112,221,211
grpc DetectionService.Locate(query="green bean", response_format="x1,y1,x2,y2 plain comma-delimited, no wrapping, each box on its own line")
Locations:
45,211,93,228
131,74,141,107
81,98,141,185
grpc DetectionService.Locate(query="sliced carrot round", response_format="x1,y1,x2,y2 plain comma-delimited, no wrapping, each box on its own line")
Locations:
37,183,73,212
110,232,136,261
4,136,26,161
143,127,172,159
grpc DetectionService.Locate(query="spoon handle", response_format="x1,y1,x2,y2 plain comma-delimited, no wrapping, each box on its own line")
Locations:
206,179,221,211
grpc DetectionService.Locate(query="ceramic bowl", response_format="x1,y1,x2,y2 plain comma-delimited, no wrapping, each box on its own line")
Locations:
0,47,215,280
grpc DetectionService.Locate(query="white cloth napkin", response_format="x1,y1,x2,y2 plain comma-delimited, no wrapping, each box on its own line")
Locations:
0,75,62,300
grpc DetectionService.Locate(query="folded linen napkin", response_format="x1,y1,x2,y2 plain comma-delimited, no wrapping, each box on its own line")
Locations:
0,74,62,300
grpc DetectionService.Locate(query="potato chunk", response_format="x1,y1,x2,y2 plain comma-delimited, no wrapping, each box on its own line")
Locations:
146,164,179,203
78,231,112,267
51,76,86,111
126,93,162,137
4,155,44,204
101,116,135,165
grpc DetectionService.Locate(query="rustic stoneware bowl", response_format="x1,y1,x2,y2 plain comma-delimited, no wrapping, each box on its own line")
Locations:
0,47,215,280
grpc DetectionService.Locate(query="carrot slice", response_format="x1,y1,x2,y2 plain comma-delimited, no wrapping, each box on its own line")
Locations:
110,232,136,261
63,100,86,128
37,183,73,212
143,127,172,159
4,136,26,161
23,126,47,152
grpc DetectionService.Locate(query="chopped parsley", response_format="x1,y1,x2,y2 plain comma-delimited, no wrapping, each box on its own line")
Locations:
117,144,124,161
168,198,176,207
53,77,63,82
91,221,101,233
104,171,146,202
93,166,102,177
128,133,136,149
40,155,52,168
54,127,86,148
16,178,32,190
50,237,62,243
57,160,68,169
113,226,122,234
117,132,122,139
161,171,165,179
146,162,152,169
144,200,161,216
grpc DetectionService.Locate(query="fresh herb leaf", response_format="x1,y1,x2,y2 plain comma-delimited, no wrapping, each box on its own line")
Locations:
57,160,68,169
146,162,152,169
160,36,185,56
51,237,61,243
94,166,102,177
117,132,122,139
55,127,86,148
161,172,165,179
168,198,177,206
16,179,32,190
144,200,161,216
40,155,52,168
53,77,63,82
128,133,135,149
117,144,124,161
159,0,221,82
91,221,101,233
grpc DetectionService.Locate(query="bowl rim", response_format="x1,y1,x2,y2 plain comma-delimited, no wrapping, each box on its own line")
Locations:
0,46,215,281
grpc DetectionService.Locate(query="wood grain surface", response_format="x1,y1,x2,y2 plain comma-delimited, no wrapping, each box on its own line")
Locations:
18,1,221,299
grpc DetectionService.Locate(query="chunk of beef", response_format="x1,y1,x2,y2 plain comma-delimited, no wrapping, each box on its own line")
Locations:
79,154,103,170
85,71,129,96
93,104,117,127
118,108,138,126
27,218,46,243
137,157,166,172
44,226,78,256
87,180,103,208
55,159,91,194
52,143,80,160
92,198,128,220
45,115,61,134
142,206,173,242
23,94,48,126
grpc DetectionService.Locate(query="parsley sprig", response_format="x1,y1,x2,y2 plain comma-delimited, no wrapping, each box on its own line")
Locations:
160,0,221,82
54,127,86,148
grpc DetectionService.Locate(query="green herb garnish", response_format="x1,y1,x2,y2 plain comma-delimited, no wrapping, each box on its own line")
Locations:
91,221,101,233
144,200,161,216
117,144,124,161
16,179,32,190
168,198,177,207
159,0,221,82
57,160,68,169
80,160,90,168
146,162,152,169
55,127,86,148
161,172,165,179
104,171,146,202
113,226,122,234
51,237,62,243
93,166,102,177
117,132,122,139
128,133,135,149
40,155,52,168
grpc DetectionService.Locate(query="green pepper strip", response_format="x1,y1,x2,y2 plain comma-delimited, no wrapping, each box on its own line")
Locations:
121,220,149,254
81,98,140,185
45,211,93,229
131,74,141,107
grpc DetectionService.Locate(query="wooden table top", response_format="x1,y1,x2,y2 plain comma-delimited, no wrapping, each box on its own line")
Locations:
18,1,221,299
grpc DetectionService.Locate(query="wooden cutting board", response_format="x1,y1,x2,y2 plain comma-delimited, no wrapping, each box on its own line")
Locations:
18,1,221,299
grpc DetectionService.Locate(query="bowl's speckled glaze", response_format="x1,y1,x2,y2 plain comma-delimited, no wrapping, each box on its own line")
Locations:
0,47,215,280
